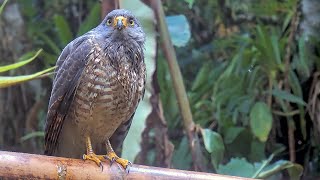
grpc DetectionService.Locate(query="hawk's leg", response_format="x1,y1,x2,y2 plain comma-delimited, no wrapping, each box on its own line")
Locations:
104,140,131,170
82,136,105,168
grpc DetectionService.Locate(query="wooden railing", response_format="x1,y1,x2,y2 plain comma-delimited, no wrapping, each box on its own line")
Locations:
0,151,255,179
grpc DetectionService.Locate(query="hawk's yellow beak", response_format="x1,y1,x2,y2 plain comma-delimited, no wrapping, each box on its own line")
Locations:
114,16,127,30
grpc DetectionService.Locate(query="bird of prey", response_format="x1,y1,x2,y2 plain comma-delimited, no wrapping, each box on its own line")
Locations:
44,9,146,169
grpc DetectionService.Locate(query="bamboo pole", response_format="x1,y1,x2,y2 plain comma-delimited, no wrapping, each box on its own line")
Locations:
0,151,254,179
147,0,207,171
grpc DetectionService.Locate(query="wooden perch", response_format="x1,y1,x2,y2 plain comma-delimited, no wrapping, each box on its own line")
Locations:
0,151,255,179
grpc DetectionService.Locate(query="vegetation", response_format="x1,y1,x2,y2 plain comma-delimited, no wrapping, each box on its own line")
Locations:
0,0,55,88
0,0,319,179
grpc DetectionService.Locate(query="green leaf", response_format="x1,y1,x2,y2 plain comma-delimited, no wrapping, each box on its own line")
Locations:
20,131,44,142
282,11,293,32
224,127,245,144
201,128,225,169
0,49,42,73
250,102,272,142
254,25,280,73
257,160,303,179
271,35,282,67
77,2,101,36
271,88,307,106
0,0,9,15
191,63,211,91
53,14,73,46
0,66,56,88
120,0,156,162
166,15,191,47
287,163,304,180
217,158,255,178
251,147,285,178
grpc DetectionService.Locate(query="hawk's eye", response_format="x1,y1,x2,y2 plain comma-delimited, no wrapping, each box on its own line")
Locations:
129,19,134,26
106,18,112,26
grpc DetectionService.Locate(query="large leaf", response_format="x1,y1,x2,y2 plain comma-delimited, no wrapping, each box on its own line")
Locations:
0,49,42,73
201,128,225,169
166,15,191,47
120,0,156,162
0,66,56,88
53,14,73,46
250,102,272,142
217,158,256,178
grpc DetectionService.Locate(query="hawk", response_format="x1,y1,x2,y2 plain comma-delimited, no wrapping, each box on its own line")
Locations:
44,9,146,169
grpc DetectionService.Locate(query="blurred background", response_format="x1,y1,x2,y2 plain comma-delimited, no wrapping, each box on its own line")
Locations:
0,0,319,179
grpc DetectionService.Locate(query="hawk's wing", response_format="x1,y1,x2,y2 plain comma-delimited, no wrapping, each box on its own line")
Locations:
44,35,96,155
109,113,134,154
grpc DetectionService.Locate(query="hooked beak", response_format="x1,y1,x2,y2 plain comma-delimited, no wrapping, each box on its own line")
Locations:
114,16,127,30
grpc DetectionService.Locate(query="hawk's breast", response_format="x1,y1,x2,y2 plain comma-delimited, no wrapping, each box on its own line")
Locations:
68,40,144,142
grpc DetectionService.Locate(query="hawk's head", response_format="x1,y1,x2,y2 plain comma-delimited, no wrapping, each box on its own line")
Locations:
100,9,145,45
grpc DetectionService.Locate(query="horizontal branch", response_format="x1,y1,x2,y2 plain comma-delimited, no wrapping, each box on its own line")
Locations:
0,151,254,179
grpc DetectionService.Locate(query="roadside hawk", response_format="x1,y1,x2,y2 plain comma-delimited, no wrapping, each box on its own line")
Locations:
44,9,146,169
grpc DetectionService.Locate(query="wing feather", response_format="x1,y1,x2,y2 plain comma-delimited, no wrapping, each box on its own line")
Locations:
44,36,95,155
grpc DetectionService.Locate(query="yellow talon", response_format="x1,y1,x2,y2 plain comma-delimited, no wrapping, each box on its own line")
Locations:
83,136,105,170
104,152,131,169
83,153,104,167
83,137,131,170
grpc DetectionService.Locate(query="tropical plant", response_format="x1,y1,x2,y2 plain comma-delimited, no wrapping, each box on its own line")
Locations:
0,0,55,88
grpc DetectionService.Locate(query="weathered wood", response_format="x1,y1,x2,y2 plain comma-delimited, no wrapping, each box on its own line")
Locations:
0,151,254,179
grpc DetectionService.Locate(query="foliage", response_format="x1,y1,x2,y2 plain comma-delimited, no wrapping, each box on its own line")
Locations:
0,49,55,88
18,0,101,64
157,0,318,178
249,102,272,142
0,1,55,88
0,0,8,14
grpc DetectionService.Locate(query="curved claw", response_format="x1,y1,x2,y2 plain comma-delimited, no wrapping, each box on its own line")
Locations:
125,161,132,173
104,155,116,165
99,162,104,172
83,153,104,171
104,152,131,170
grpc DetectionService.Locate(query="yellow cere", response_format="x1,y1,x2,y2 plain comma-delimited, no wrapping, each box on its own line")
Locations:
114,16,128,27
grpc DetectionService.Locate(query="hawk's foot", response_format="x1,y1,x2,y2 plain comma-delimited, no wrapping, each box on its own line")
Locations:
104,152,131,170
83,152,105,169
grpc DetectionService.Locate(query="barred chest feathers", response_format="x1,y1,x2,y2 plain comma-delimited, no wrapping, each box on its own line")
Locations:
68,37,146,141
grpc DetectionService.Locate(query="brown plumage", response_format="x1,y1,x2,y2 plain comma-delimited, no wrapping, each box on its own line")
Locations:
44,9,146,168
